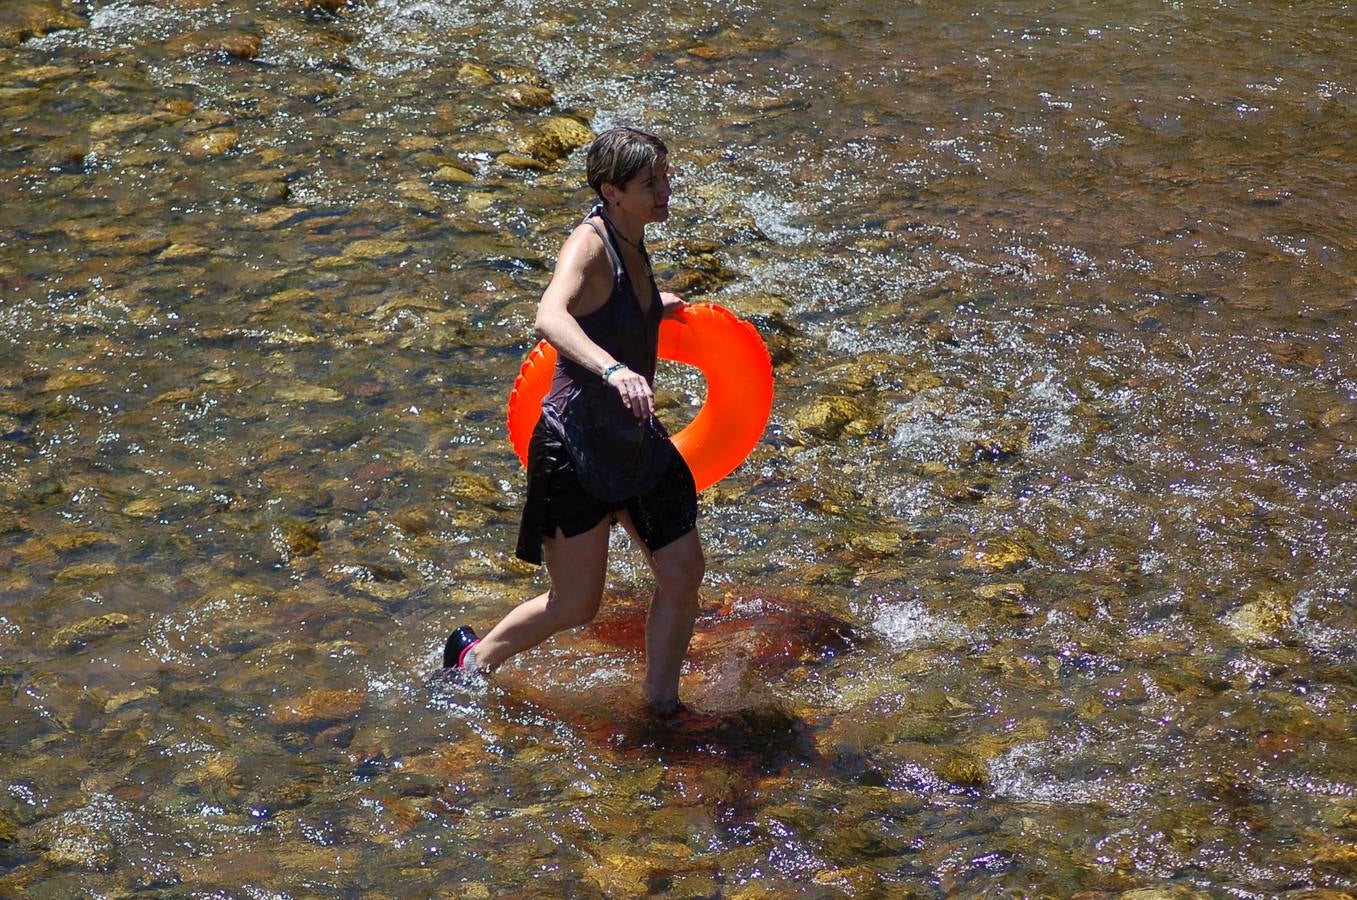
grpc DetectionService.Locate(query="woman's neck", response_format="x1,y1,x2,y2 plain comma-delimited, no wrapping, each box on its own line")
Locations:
602,207,646,249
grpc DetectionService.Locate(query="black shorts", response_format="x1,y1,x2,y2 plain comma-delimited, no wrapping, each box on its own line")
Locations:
515,420,698,565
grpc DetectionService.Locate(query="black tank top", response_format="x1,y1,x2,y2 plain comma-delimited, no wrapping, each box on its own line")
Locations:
538,205,675,503
545,205,662,413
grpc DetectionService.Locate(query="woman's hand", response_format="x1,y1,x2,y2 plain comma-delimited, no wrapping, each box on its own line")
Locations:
607,366,654,419
660,291,687,319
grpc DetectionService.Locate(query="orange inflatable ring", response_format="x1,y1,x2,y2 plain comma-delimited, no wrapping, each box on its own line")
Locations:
506,303,773,492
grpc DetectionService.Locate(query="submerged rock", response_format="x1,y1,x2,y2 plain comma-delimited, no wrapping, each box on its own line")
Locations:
0,0,87,47
36,816,114,870
793,395,865,442
266,689,364,727
184,129,240,158
456,61,495,86
53,562,119,583
432,164,475,184
49,613,131,650
498,83,554,110
517,116,594,163
166,29,263,61
961,536,1033,574
1225,590,1294,644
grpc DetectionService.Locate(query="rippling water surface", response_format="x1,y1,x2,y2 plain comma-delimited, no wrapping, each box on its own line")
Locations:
2,0,1355,895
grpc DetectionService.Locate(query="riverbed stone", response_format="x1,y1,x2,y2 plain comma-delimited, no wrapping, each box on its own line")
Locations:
518,116,594,163
122,498,162,518
42,370,105,392
158,242,210,261
167,28,262,61
846,530,907,558
457,61,495,86
961,536,1033,574
103,687,159,713
88,113,159,139
267,689,364,726
793,395,865,441
0,0,87,47
184,129,240,157
36,816,114,870
49,613,131,650
276,384,344,402
53,562,119,583
1225,590,1294,644
499,83,554,110
432,164,475,184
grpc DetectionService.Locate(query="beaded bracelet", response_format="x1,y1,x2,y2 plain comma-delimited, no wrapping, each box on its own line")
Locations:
602,363,628,383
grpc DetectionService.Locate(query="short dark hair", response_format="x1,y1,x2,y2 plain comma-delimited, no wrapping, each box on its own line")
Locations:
586,127,667,200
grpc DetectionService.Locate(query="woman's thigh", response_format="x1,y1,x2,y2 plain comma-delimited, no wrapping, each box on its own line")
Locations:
542,515,612,612
616,510,703,590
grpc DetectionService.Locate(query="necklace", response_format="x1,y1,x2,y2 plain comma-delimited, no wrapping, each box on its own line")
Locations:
601,213,653,277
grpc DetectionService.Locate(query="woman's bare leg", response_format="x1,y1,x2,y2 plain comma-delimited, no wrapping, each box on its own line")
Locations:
618,515,704,711
471,517,612,671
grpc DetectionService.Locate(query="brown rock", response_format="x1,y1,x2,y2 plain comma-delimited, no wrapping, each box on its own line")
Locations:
0,0,88,48
431,165,475,184
518,116,594,163
184,129,240,158
45,531,115,553
49,613,131,650
9,64,79,84
500,83,553,110
456,61,495,86
961,536,1033,574
285,522,321,556
496,153,548,171
88,113,159,138
943,480,989,504
158,242,210,261
794,396,864,441
1225,590,1294,644
42,371,105,392
244,206,308,229
267,689,364,726
54,562,119,583
0,810,16,843
167,29,262,61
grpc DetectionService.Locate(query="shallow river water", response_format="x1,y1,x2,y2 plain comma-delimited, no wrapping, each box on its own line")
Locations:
2,0,1356,896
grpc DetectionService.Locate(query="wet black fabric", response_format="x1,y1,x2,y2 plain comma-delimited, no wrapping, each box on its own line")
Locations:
540,386,676,504
539,206,672,504
515,419,698,566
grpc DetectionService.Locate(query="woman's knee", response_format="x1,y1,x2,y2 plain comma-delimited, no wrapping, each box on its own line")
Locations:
546,587,602,629
654,537,704,598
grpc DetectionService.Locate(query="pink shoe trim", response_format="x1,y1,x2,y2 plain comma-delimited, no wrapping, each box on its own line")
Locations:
457,639,481,670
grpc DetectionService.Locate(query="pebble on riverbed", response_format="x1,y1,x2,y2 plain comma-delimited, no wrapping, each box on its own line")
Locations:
516,116,595,164
266,689,365,727
48,613,132,651
183,129,240,158
0,0,86,47
1224,590,1294,644
961,535,1036,574
166,29,263,62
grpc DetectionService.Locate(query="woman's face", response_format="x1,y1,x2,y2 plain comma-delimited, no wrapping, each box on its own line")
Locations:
610,155,671,225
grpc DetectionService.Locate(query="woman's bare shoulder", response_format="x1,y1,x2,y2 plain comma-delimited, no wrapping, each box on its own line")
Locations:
555,221,612,283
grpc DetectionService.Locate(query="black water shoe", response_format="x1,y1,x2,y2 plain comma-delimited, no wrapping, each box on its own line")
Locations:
443,625,480,670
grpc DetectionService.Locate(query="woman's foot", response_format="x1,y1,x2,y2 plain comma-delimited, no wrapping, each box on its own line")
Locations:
644,697,686,718
443,626,480,671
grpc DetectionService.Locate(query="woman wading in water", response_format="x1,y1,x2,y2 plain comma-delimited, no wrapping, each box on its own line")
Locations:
443,128,703,715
